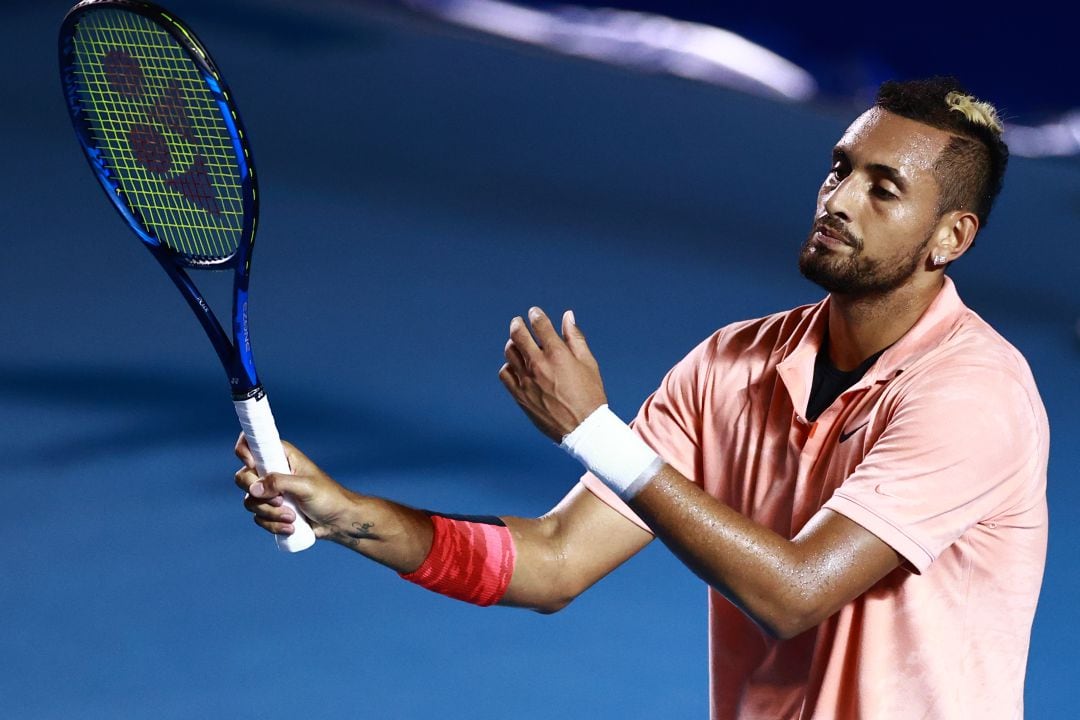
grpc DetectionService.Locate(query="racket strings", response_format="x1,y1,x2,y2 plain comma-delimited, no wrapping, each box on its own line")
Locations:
71,8,246,262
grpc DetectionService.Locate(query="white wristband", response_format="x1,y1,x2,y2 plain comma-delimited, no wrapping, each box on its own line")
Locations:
560,404,663,501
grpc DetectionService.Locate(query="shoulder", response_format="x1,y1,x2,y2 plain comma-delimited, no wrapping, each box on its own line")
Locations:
893,306,1047,439
703,302,821,364
909,306,1039,394
653,303,820,407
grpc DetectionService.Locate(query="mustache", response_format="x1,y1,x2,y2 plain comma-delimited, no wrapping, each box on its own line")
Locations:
813,217,861,249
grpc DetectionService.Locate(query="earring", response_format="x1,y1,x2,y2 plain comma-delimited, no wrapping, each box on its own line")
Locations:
932,254,949,266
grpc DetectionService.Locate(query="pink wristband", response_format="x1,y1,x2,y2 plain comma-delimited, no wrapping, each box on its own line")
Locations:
400,515,516,606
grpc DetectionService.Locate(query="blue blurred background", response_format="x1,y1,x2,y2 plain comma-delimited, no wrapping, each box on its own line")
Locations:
2,1,1078,717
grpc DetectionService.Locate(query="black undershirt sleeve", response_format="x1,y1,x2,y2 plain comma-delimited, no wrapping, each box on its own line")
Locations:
422,511,506,527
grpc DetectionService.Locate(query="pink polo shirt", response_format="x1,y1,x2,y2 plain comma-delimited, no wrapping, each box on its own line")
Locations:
582,277,1048,719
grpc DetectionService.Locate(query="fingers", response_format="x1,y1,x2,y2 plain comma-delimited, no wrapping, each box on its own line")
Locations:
242,488,286,512
498,361,513,385
234,433,255,468
249,472,308,501
249,502,297,536
561,310,596,366
244,491,295,526
508,307,592,361
504,305,596,380
508,314,541,361
234,465,259,492
525,307,563,350
561,309,576,337
503,338,527,378
235,465,293,533
254,516,296,536
236,468,303,536
508,306,573,364
235,468,311,506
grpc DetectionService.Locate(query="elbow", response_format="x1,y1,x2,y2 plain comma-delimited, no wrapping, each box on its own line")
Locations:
742,595,823,641
527,574,586,615
523,566,590,616
498,588,577,615
759,613,816,641
529,594,576,615
521,513,589,615
723,565,836,640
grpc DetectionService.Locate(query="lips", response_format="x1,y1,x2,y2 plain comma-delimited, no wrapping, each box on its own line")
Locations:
813,223,854,248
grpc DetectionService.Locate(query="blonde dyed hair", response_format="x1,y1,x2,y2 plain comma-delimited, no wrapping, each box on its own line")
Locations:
875,78,1009,230
945,91,1004,135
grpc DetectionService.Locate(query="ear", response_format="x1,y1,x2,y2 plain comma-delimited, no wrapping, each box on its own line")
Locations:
929,210,979,266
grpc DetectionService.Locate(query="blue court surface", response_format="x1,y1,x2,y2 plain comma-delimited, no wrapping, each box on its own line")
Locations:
3,1,1078,717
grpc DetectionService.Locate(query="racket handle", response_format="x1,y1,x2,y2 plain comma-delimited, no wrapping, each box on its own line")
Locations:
233,391,316,552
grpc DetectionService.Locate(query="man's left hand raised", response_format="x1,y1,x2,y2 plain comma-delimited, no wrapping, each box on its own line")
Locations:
499,307,608,442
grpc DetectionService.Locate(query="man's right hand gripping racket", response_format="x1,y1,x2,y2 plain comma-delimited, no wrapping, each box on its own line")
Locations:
59,0,315,551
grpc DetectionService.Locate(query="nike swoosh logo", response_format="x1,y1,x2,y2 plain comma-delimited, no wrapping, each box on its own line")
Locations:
839,421,869,443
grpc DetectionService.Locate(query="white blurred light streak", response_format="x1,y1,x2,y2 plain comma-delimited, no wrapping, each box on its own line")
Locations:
405,0,817,101
1005,111,1080,158
406,0,1078,156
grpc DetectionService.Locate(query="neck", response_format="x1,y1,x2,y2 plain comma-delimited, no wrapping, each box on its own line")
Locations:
825,276,944,371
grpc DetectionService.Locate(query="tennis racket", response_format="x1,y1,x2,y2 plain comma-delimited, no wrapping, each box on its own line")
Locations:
59,0,315,552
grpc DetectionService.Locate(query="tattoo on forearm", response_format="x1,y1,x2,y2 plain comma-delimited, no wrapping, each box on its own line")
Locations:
349,521,376,539
339,521,376,548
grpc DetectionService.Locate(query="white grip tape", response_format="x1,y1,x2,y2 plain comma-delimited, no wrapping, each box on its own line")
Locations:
234,393,316,552
560,404,663,501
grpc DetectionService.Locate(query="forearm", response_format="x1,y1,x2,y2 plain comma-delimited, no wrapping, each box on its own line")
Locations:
236,438,635,607
559,410,812,631
628,465,894,638
323,490,435,573
628,466,813,637
329,492,608,613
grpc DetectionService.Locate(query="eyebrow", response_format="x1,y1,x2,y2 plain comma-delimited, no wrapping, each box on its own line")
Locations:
832,147,910,193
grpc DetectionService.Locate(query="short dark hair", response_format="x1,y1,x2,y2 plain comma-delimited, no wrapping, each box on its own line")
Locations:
875,77,1009,230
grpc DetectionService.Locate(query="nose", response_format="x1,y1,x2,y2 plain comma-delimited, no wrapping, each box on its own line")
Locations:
822,175,854,223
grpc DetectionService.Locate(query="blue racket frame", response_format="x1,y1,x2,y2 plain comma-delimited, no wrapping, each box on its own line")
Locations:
59,0,265,399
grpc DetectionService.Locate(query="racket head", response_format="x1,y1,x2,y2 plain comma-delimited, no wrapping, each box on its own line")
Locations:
59,0,258,269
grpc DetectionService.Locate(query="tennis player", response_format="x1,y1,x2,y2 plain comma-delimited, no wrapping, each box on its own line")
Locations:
236,77,1047,719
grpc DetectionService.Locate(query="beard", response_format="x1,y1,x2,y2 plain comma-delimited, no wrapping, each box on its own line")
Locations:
799,220,931,297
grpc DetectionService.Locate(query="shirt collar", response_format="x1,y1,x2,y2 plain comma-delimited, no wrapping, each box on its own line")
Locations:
777,276,969,406
864,275,967,382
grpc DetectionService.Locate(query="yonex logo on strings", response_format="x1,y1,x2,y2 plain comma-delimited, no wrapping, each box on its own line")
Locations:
102,49,221,215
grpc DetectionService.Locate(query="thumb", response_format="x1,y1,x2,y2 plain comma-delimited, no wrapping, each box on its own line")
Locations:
250,472,312,502
562,310,596,363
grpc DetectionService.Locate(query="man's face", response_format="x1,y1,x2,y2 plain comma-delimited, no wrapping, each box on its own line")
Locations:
799,108,953,297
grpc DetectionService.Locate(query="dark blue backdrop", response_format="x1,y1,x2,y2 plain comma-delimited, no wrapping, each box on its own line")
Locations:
2,1,1077,717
